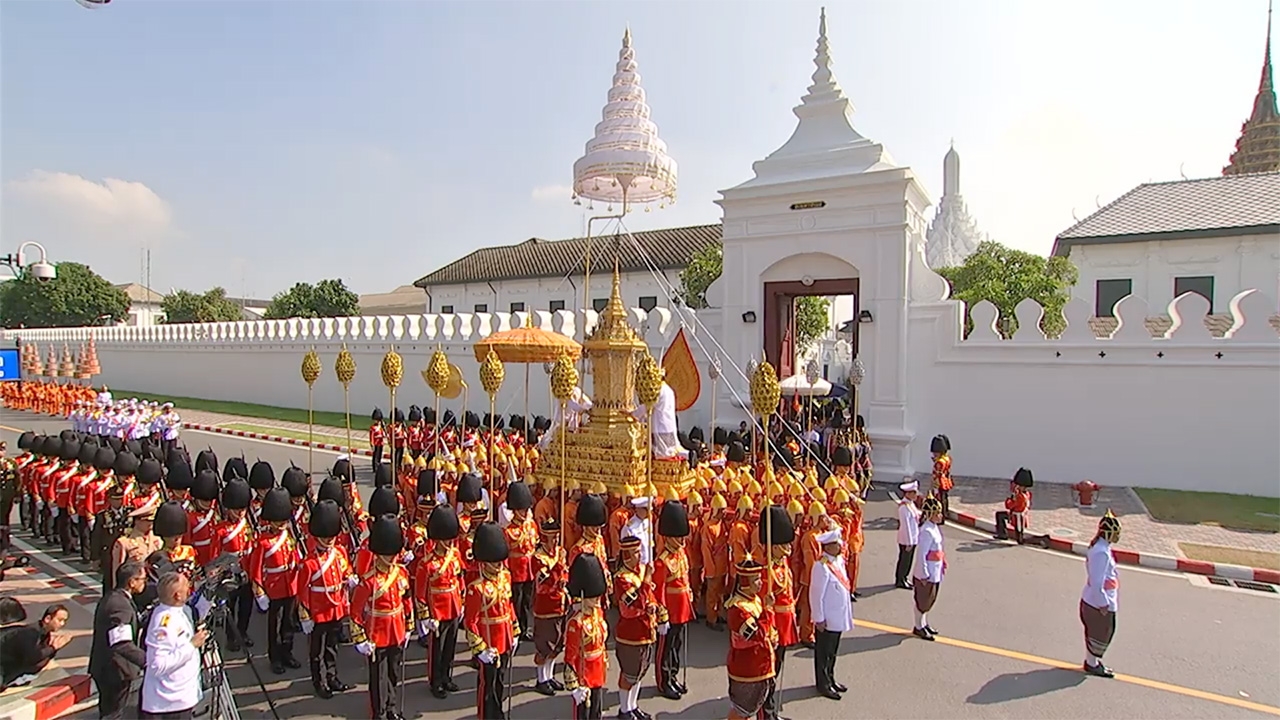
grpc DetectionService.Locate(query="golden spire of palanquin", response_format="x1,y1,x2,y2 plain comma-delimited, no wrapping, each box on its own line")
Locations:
584,254,647,423
1224,0,1280,175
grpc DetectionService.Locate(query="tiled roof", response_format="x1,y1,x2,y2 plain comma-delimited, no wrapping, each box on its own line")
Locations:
414,224,722,288
1053,173,1280,255
114,283,164,304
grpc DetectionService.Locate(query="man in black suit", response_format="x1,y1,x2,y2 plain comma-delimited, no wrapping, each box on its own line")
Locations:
90,561,148,719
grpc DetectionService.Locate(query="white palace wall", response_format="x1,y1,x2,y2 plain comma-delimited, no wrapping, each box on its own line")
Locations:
5,288,1278,497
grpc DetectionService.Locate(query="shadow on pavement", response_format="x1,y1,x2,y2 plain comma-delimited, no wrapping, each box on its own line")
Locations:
955,539,1013,553
966,667,1086,705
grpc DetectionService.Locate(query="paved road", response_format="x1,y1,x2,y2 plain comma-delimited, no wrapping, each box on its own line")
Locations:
3,409,1278,720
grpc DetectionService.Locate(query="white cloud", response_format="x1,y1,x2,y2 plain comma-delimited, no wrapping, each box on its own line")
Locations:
530,184,575,202
6,170,173,232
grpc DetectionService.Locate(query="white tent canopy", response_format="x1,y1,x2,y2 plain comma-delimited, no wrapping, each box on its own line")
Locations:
779,373,832,397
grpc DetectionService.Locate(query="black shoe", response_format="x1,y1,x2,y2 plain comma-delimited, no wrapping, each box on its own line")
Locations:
534,680,557,696
616,711,637,720
1084,661,1115,678
818,687,842,700
633,709,653,720
673,680,688,695
801,641,815,650
522,630,534,642
328,678,352,692
924,625,939,636
550,679,566,691
832,681,848,693
387,712,407,720
284,655,302,669
912,627,934,641
850,594,858,602
895,582,913,590
271,662,286,675
312,680,334,700
445,680,460,692
431,686,449,699
659,685,681,700
227,638,241,653
243,635,255,648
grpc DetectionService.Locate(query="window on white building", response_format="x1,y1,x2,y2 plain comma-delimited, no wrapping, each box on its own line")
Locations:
549,300,566,312
509,302,525,313
639,296,658,311
1174,276,1214,313
593,298,608,312
440,305,454,314
1095,279,1132,318
474,303,488,313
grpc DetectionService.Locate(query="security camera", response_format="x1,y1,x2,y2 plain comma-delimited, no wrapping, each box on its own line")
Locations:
29,262,56,283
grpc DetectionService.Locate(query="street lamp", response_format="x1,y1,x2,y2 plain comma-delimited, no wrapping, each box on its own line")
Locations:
0,242,56,283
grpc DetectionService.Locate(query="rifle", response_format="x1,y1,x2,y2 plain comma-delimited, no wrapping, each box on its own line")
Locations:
288,506,309,559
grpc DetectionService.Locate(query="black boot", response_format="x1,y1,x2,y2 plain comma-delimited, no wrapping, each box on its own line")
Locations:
311,664,334,700
327,676,353,692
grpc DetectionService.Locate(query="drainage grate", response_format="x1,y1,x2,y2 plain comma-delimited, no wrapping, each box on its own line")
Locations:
1207,577,1233,587
1232,580,1279,594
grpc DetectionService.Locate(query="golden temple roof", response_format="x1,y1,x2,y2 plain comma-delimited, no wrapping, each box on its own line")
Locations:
1224,2,1279,176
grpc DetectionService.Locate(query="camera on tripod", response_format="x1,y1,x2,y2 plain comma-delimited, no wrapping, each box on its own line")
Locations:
198,553,248,605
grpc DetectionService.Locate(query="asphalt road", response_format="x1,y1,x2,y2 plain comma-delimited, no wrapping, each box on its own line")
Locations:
3,409,1278,720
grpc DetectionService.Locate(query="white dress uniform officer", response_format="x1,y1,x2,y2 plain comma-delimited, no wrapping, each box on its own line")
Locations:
894,480,921,589
808,527,853,701
141,572,209,720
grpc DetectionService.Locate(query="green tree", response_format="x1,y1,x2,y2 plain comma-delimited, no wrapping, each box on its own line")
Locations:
676,244,722,310
0,262,130,328
936,241,1078,338
161,287,245,323
794,296,831,353
264,279,360,319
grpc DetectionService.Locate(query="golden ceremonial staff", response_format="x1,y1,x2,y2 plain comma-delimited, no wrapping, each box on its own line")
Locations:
750,356,782,709
424,348,449,460
335,345,357,455
550,354,577,530
301,348,322,478
636,352,663,573
381,347,404,480
479,349,506,521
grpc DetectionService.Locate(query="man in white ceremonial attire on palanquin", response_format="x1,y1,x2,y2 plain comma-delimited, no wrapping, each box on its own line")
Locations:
632,381,687,460
539,386,593,450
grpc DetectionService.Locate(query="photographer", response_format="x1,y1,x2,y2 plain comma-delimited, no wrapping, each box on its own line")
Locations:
89,561,149,719
141,571,208,720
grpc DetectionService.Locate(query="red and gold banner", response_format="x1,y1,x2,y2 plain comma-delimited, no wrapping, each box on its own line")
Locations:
661,327,700,412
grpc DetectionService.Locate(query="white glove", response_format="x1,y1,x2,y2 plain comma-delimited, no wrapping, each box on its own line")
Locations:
301,620,314,635
50,506,60,518
401,635,410,648
424,619,439,635
657,622,670,636
477,648,497,665
572,687,589,705
36,500,44,511
87,517,96,531
355,641,374,657
416,621,430,638
255,595,269,613
346,575,359,589
401,551,415,564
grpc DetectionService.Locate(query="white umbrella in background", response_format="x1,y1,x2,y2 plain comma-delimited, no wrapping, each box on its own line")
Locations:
779,373,832,397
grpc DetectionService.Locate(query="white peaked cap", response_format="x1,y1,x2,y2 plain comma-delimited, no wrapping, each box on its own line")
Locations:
630,497,651,508
900,480,919,493
816,528,842,545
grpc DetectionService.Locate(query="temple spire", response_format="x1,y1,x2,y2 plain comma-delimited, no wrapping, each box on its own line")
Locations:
1224,0,1279,175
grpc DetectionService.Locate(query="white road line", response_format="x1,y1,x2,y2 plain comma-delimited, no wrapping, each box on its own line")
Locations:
11,536,102,591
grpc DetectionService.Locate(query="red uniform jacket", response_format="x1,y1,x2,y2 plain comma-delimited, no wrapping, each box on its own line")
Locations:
214,517,254,560
70,466,99,518
369,423,386,447
727,593,777,682
246,528,301,600
652,547,694,625
504,513,537,583
933,454,953,492
767,558,798,647
186,506,221,566
464,569,517,656
614,567,666,646
351,565,412,648
408,424,425,452
298,544,354,624
53,463,79,510
36,460,60,505
414,544,464,622
564,606,608,689
532,546,568,619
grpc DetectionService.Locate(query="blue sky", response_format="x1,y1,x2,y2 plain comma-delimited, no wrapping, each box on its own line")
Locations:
0,0,1270,299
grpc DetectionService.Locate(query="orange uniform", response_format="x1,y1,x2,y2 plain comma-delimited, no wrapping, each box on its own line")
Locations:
797,526,822,644
700,514,729,625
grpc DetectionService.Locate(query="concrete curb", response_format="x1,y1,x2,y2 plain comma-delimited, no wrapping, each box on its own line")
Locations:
0,673,94,720
181,423,373,457
948,509,1280,585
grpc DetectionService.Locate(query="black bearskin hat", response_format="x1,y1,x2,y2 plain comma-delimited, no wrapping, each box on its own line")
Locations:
832,446,854,467
416,470,437,500
368,486,399,518
758,505,795,545
224,456,248,483
773,445,795,470
106,437,123,454
855,414,865,429
248,461,275,491
281,467,308,498
567,553,607,599
58,429,77,441
505,481,533,511
16,432,35,451
509,414,525,432
1013,468,1034,488
369,515,405,556
126,439,143,457
930,435,949,454
658,500,690,538
221,479,252,510
727,442,746,464
166,461,194,492
154,501,188,538
331,457,353,483
408,406,422,423
525,429,539,446
260,487,292,523
424,408,437,424
441,409,456,428
317,477,344,504
39,437,61,458
713,427,728,446
393,408,405,424
689,426,704,443
192,470,220,501
575,494,606,528
78,441,98,467
464,411,481,430
165,448,187,472
371,407,384,422
135,456,161,482
60,439,81,462
456,473,484,504
427,504,460,541
374,464,393,489
471,522,508,563
99,448,122,474
195,449,219,476
533,416,551,432
309,499,342,539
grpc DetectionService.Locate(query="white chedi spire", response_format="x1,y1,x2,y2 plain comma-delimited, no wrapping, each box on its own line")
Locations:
573,27,678,208
739,7,895,188
925,142,985,269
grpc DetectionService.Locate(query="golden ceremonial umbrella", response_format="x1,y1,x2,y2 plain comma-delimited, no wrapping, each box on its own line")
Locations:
472,317,583,429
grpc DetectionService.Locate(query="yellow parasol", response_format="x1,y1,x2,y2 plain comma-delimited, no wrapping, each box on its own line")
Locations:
472,316,583,425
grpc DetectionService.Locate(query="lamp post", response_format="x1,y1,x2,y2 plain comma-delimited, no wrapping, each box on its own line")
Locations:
0,242,56,282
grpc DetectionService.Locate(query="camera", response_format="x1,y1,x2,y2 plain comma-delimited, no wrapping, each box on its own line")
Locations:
28,262,56,283
199,553,248,603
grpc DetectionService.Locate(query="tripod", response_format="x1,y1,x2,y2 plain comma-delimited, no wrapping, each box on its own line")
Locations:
202,602,281,720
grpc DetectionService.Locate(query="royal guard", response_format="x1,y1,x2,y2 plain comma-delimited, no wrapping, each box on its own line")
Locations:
248,460,277,524
615,533,667,720
151,501,197,579
403,470,436,578
563,553,609,720
605,494,630,567
69,441,99,560
370,408,387,471
316,478,353,559
462,507,489,585
911,494,947,641
282,466,312,532
357,486,403,577
652,500,693,700
330,455,366,518
165,458,194,507
246,487,303,675
456,472,487,518
24,437,54,540
930,435,952,523
701,494,730,631
533,480,559,528
299,499,356,699
407,406,425,460
726,559,777,720
215,478,256,652
186,470,222,566
532,518,569,696
130,455,164,513
568,494,608,590
997,468,1034,544
51,438,81,554
831,446,856,493
727,495,756,587
416,504,464,698
224,455,249,484
465,522,517,720
759,505,796,720
503,481,537,640
352,514,413,720
853,415,873,495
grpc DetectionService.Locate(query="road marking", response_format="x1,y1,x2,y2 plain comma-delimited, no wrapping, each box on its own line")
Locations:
856,618,1280,716
1,423,29,434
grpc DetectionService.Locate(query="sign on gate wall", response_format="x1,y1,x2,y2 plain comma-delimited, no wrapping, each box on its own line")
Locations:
0,348,20,381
